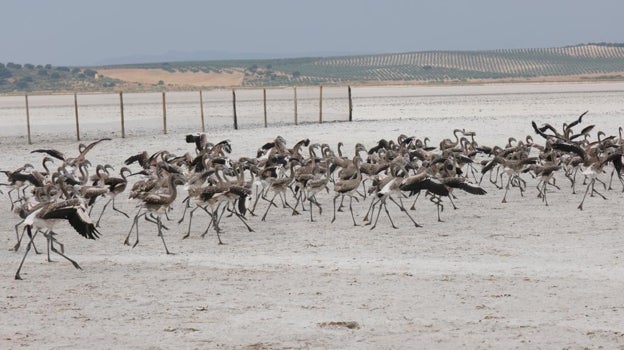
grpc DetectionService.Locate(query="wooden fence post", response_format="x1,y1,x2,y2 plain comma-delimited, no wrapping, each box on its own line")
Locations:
232,89,238,130
199,90,205,132
319,85,323,124
162,92,167,134
348,86,353,122
74,93,80,141
294,87,298,125
25,94,32,144
263,88,267,128
119,91,125,138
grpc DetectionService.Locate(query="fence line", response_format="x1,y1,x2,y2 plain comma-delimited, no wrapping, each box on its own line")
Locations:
162,91,167,135
348,86,353,122
319,85,323,124
263,89,267,128
7,86,354,144
199,90,205,132
232,89,238,130
294,87,298,125
73,93,80,141
7,82,621,145
119,91,126,138
24,94,32,144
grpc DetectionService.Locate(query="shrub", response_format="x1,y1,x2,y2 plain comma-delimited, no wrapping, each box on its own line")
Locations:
16,80,29,90
83,69,97,78
0,66,11,79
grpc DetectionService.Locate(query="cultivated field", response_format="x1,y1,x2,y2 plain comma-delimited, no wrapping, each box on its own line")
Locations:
107,43,624,87
5,43,623,94
1,83,624,349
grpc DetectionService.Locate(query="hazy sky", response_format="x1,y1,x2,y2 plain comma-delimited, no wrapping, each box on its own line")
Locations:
2,0,622,66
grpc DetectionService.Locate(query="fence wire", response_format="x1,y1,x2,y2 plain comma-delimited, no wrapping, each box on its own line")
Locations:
0,86,352,143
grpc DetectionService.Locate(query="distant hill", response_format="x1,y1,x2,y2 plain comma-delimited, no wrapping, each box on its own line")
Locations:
2,43,624,94
94,49,359,66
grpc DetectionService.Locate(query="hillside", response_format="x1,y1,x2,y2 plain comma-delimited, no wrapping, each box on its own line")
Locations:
1,43,624,93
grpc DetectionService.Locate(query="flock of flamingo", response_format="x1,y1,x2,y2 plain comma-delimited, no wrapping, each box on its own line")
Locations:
2,111,623,279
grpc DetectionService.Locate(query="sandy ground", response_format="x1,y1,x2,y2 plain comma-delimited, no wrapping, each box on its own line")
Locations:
1,115,624,349
98,68,245,87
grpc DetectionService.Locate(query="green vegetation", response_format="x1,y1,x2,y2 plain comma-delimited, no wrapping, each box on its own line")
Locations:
1,43,624,93
0,62,121,93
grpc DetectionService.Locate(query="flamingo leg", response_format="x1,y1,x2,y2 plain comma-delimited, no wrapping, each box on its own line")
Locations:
14,226,38,280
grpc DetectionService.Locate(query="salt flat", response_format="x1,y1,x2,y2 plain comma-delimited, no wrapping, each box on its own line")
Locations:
1,84,624,349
